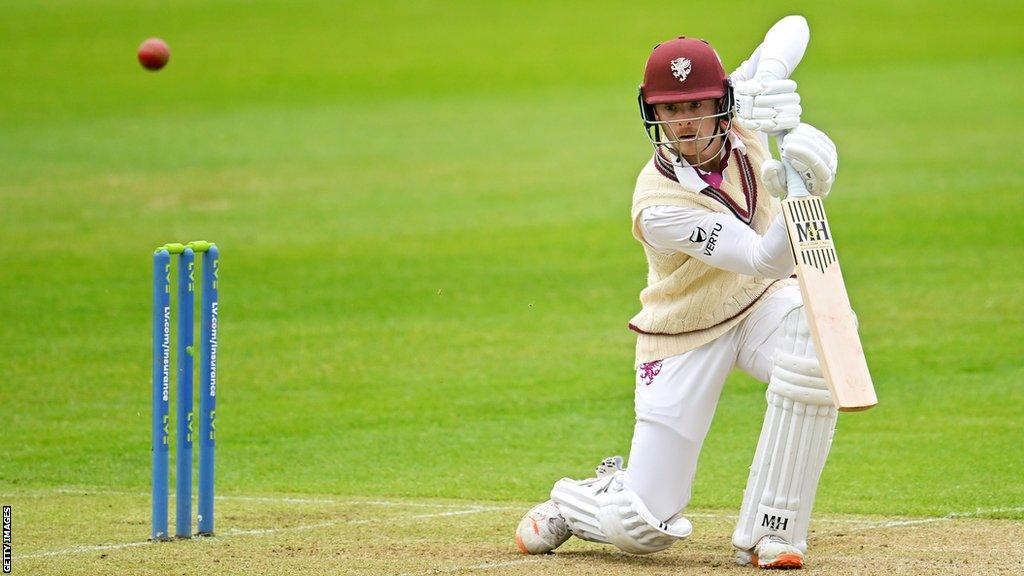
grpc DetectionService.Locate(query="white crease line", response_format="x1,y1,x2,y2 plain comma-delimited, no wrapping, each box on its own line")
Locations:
17,488,1024,520
15,507,503,560
10,487,508,511
847,518,947,532
335,499,512,511
411,507,518,519
219,496,498,509
16,541,153,559
842,505,1024,532
214,495,343,505
948,506,1024,517
397,557,544,576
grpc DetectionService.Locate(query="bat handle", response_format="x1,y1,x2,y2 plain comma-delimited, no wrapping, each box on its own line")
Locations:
773,130,811,199
784,162,811,199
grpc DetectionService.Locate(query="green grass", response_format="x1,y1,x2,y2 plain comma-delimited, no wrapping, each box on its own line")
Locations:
1,0,1022,528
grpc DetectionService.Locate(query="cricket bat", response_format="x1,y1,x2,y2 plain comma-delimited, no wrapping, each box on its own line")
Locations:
778,145,878,412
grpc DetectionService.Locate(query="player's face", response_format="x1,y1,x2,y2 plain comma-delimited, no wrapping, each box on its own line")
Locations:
654,99,727,166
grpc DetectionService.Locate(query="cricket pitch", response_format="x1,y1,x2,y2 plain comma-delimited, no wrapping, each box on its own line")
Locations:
7,488,1022,575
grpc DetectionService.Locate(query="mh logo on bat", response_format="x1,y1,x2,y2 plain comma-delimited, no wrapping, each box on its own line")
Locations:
795,220,830,244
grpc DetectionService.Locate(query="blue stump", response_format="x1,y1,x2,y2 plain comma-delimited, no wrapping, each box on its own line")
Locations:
151,250,171,540
198,245,218,535
175,248,195,538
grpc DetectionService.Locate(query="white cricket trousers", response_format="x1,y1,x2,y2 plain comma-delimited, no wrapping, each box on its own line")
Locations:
624,284,803,520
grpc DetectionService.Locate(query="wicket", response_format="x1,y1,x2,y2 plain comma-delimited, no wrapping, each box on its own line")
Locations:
152,241,219,540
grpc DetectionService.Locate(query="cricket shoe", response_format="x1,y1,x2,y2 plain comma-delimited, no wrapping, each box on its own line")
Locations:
514,456,623,554
514,500,571,554
735,535,804,569
593,455,624,477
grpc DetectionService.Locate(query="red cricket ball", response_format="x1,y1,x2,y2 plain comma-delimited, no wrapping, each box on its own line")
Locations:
138,38,170,71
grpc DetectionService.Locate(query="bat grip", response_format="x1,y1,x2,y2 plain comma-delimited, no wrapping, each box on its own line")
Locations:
784,162,811,199
774,130,811,199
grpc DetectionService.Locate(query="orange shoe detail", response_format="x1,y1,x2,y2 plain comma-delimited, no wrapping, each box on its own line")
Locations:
515,533,529,554
758,552,803,569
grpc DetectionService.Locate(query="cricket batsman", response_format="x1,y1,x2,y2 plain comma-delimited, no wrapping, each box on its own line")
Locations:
514,16,841,569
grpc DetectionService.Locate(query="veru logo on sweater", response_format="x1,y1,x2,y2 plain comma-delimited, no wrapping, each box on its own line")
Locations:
689,227,706,243
670,58,692,82
703,223,723,256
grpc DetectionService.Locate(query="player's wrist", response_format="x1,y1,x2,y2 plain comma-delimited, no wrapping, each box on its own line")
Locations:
754,59,788,83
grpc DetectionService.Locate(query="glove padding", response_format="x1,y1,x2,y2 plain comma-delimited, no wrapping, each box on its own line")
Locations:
761,123,838,198
734,79,801,134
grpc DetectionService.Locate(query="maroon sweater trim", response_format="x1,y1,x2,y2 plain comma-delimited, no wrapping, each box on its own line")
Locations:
654,151,677,181
628,280,783,336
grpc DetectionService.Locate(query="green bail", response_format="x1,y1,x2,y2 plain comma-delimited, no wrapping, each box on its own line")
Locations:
156,243,187,254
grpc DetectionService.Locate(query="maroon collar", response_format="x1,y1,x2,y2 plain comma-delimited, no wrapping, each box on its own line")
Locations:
651,141,758,226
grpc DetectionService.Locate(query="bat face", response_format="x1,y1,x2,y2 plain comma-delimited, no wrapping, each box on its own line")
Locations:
783,195,878,412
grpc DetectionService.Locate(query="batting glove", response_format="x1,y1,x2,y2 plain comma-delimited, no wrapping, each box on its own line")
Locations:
734,79,802,134
761,123,838,198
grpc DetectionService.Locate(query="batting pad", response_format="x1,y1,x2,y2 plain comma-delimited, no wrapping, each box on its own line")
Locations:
732,307,837,552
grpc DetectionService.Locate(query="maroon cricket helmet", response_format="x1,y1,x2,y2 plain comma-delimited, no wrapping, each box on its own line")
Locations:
640,37,730,104
637,37,734,166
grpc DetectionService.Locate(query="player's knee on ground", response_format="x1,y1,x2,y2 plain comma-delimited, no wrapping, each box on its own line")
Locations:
550,469,691,554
